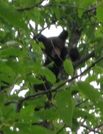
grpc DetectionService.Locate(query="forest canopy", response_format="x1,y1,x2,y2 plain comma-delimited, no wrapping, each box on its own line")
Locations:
0,0,103,134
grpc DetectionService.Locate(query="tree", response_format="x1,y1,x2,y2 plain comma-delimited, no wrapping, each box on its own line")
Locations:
0,0,103,133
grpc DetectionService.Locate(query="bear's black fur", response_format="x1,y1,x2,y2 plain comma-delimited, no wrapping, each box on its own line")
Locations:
34,30,80,100
34,30,68,99
37,30,68,77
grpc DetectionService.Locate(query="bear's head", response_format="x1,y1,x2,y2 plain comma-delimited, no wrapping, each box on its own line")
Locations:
36,30,68,77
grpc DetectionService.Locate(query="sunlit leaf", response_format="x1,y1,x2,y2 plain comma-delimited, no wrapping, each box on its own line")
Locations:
97,6,103,23
63,59,74,76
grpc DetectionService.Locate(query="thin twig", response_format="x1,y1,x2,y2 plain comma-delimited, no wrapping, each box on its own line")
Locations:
17,0,44,11
56,124,66,134
85,123,103,134
5,55,103,112
76,99,88,107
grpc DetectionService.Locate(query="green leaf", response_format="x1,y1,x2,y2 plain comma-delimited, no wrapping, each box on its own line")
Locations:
78,81,103,114
25,76,43,84
85,26,95,41
80,0,94,8
0,73,14,85
74,108,97,123
63,59,74,76
0,62,13,74
36,108,58,120
78,0,95,18
42,67,56,83
78,9,84,18
86,74,97,83
56,89,75,127
78,81,100,104
31,126,54,134
0,1,27,29
54,7,60,20
97,6,103,23
0,48,23,57
15,123,54,134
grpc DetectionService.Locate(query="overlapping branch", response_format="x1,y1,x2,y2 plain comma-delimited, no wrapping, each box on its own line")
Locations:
4,55,103,112
17,0,44,11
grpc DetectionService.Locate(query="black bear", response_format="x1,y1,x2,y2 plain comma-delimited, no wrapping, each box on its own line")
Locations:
69,48,80,62
34,30,80,100
33,30,68,100
37,30,68,77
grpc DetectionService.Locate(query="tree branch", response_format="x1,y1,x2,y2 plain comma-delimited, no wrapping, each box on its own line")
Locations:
85,123,103,134
17,0,44,11
56,124,66,134
4,55,103,112
76,99,88,107
58,50,95,80
73,50,95,68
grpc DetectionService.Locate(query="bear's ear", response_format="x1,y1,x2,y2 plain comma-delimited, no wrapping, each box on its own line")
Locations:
37,34,47,44
58,30,68,41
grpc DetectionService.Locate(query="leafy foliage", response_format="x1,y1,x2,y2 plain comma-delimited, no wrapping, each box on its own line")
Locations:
0,0,103,134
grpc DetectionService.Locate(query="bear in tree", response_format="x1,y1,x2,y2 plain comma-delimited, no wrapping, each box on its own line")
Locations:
33,30,68,99
37,30,68,77
34,30,79,100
